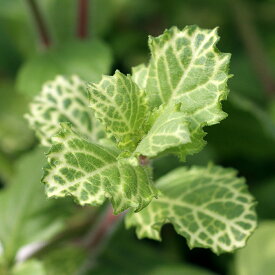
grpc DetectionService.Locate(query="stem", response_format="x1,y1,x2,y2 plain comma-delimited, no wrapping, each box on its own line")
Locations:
77,205,124,273
230,0,275,97
83,205,123,251
77,0,89,39
139,155,150,166
26,0,51,48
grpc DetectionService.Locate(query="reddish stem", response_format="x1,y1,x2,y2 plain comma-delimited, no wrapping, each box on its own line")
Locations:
27,0,51,48
83,205,123,252
139,155,150,166
77,0,89,39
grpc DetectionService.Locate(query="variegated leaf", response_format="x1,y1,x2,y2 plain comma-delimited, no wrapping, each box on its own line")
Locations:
43,124,158,214
132,26,231,159
126,165,257,254
88,70,148,151
25,75,104,147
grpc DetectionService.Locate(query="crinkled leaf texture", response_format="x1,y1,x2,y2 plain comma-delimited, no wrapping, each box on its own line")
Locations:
125,165,257,254
43,124,158,214
25,75,104,147
26,25,232,216
88,70,148,151
131,25,231,160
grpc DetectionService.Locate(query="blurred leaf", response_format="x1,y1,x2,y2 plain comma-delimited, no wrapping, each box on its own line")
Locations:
229,54,265,103
91,227,215,275
41,244,87,275
0,148,65,262
269,100,275,122
207,101,275,160
11,260,46,275
0,23,21,74
0,81,34,155
148,264,215,275
26,75,105,147
16,39,112,97
0,151,13,183
230,93,275,141
235,221,275,275
0,0,36,58
251,178,275,220
90,0,129,36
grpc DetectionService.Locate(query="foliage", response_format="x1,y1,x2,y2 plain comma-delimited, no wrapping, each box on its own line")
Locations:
0,0,274,274
25,25,257,255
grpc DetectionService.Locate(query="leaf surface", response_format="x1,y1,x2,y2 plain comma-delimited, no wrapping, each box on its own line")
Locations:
25,75,104,147
11,260,46,275
16,39,112,97
134,105,191,157
88,70,148,150
132,25,231,159
43,124,158,214
126,165,257,254
235,222,275,275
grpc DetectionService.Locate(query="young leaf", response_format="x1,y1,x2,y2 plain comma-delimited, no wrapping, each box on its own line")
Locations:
43,124,158,214
132,25,231,159
88,70,148,150
132,64,148,90
126,165,257,254
134,105,191,157
25,75,104,147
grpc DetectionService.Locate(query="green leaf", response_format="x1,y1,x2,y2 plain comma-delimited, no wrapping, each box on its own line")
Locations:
134,105,191,157
16,39,112,97
40,244,87,275
235,222,275,275
25,75,104,147
142,25,230,110
126,165,257,254
0,81,34,155
11,260,46,275
132,25,231,159
251,178,275,220
88,70,148,151
132,64,148,90
0,148,64,262
207,101,275,160
43,124,158,214
230,93,275,141
148,264,215,275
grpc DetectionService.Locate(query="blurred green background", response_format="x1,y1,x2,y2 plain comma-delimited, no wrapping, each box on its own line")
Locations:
0,0,274,274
